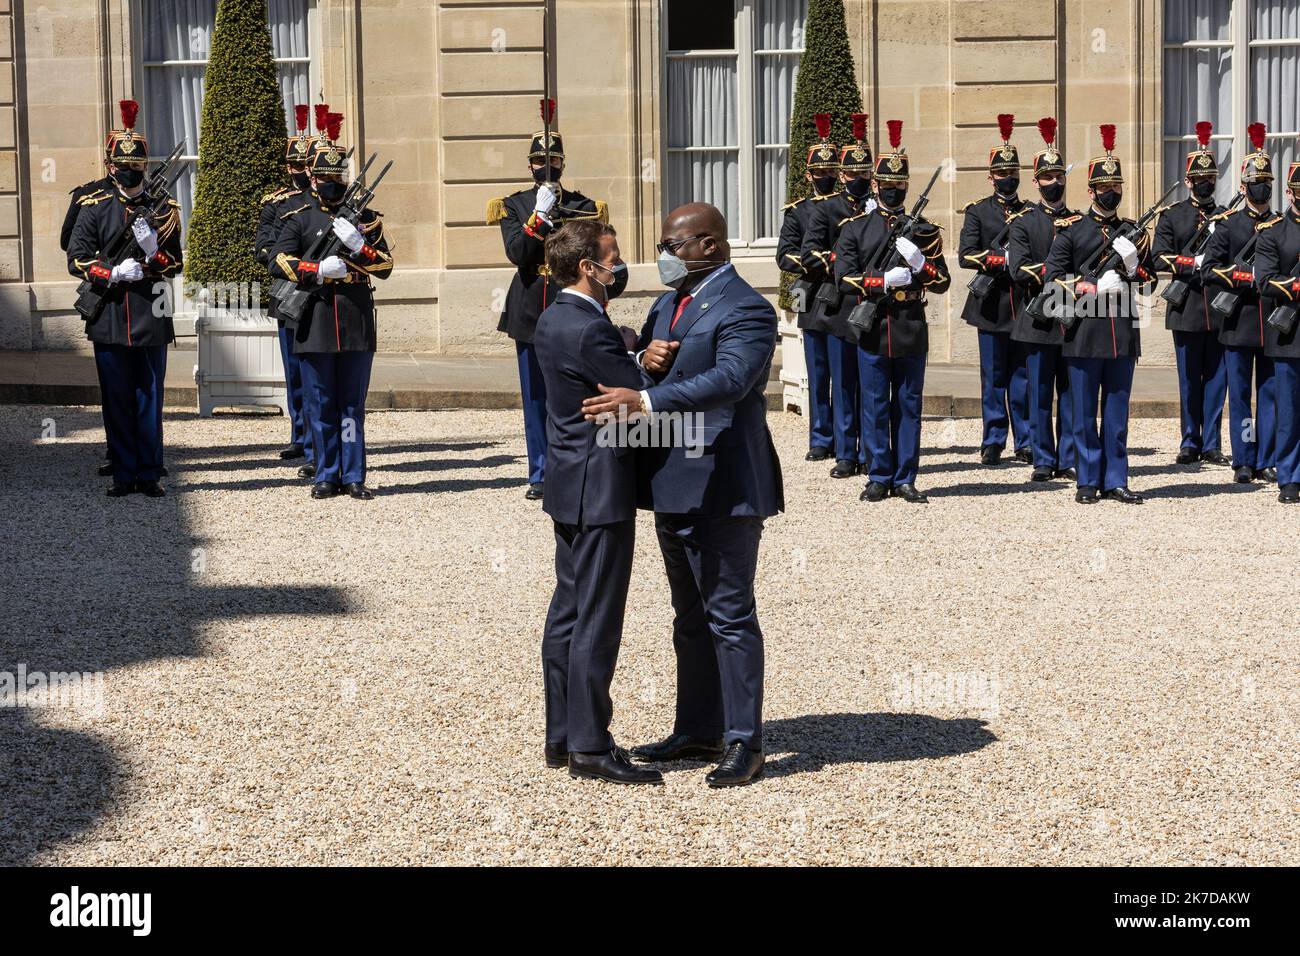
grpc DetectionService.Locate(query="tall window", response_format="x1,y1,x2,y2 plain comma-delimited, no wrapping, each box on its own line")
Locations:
664,0,806,246
138,0,316,233
1163,0,1300,206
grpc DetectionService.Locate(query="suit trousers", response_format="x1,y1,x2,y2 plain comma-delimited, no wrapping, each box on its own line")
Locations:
1023,343,1076,470
278,322,313,463
516,340,548,485
802,329,833,453
300,350,373,486
1068,356,1134,491
1223,345,1276,470
1172,329,1227,455
977,329,1032,452
1273,357,1300,487
94,343,166,484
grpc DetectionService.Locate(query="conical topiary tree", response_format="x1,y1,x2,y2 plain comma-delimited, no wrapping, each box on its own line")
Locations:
185,0,287,307
780,0,863,309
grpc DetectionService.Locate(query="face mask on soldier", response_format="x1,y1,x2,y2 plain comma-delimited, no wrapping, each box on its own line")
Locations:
1039,180,1065,204
878,185,907,209
1247,182,1272,205
994,176,1020,197
113,166,144,190
315,179,346,204
1094,189,1122,212
291,170,312,191
1191,178,1216,202
532,165,562,185
812,174,838,195
845,176,872,199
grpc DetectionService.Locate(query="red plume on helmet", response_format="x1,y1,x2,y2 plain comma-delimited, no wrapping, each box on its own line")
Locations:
119,99,139,131
294,105,310,133
814,113,831,140
851,113,868,143
1099,124,1117,153
1248,122,1267,151
887,119,903,150
1037,117,1057,146
1195,121,1213,148
540,98,556,124
326,113,343,142
997,113,1015,144
314,104,330,135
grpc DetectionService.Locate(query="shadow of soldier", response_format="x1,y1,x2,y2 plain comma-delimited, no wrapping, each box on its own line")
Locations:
761,712,998,779
0,406,351,865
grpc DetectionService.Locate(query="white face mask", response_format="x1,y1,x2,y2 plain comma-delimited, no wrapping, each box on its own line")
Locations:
656,249,715,290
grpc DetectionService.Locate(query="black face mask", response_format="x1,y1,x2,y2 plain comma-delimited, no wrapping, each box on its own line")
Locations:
315,180,346,204
845,176,872,199
589,261,628,302
994,177,1020,197
113,167,144,190
1247,182,1273,205
291,171,312,191
532,166,562,185
812,174,839,196
1039,181,1065,204
1191,179,1217,202
879,185,907,209
1094,190,1122,212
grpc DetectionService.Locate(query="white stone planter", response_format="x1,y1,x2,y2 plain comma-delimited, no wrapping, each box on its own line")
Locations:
194,303,286,418
778,309,807,416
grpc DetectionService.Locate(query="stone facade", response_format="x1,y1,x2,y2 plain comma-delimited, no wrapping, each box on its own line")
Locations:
1,0,1173,364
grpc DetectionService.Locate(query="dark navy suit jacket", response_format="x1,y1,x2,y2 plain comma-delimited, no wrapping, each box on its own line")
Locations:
534,291,647,527
636,265,784,518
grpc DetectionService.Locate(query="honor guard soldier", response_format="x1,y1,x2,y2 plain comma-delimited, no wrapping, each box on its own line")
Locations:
959,114,1032,466
67,100,183,498
1153,121,1231,467
1044,124,1157,504
799,112,877,479
1253,155,1300,502
487,98,608,501
835,119,950,503
270,114,393,501
777,112,840,463
1007,117,1076,481
256,103,318,473
1202,123,1282,483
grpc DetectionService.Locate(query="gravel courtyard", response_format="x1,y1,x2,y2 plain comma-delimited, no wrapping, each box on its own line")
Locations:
1,404,1296,866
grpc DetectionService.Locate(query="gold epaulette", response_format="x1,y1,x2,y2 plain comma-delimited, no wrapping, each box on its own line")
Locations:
1054,214,1083,228
594,200,609,224
1006,206,1033,221
279,202,312,220
1256,214,1283,231
1210,209,1236,221
810,192,839,202
486,197,507,225
838,211,868,227
78,190,112,206
781,197,807,211
959,200,979,214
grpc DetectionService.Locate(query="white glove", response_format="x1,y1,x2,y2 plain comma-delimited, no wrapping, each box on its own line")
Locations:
895,235,926,272
131,218,159,259
110,258,143,284
1194,253,1205,269
883,265,913,290
331,217,365,254
1095,270,1125,296
863,198,878,216
318,256,348,280
1207,222,1216,235
1112,235,1139,274
534,182,559,216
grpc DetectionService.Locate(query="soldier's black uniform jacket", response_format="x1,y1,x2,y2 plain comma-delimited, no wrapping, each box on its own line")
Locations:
833,205,950,358
1254,207,1300,359
255,185,306,323
958,193,1028,332
799,190,869,339
1201,205,1282,349
269,194,393,354
67,186,183,348
776,195,826,328
1043,208,1157,359
1152,196,1223,332
61,176,114,251
1006,201,1076,345
490,184,602,344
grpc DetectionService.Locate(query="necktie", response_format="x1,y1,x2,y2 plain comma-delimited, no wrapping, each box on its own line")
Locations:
670,293,694,332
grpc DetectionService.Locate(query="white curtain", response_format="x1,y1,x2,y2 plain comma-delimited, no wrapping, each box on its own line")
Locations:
1253,0,1300,194
754,0,804,239
1162,0,1233,202
666,56,739,231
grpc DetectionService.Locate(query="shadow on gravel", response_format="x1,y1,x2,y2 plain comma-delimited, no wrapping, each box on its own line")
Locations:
925,480,1064,497
0,407,351,865
761,712,997,778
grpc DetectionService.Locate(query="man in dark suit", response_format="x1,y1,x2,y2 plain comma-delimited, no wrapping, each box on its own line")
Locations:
582,203,783,788
533,219,661,786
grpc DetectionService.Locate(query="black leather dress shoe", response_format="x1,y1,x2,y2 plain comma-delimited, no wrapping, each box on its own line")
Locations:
137,480,165,498
805,446,833,462
1075,485,1099,504
1175,447,1200,465
97,460,114,477
106,482,134,498
1030,465,1055,482
630,733,724,763
1279,483,1300,503
525,483,544,500
1201,449,1231,466
860,480,889,502
1055,467,1077,481
1233,466,1256,484
279,443,305,460
829,459,858,479
980,445,1003,466
544,744,568,769
706,742,764,788
311,482,341,499
891,483,928,503
297,464,316,479
344,482,374,500
569,748,664,785
1256,466,1278,483
1102,486,1143,504
1014,447,1033,464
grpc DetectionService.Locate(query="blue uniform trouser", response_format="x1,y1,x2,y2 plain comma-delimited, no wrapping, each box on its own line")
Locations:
858,350,925,487
1172,329,1227,454
1274,358,1300,487
1224,345,1276,470
977,329,1031,451
516,339,548,485
278,323,313,463
1024,343,1075,470
1068,356,1135,491
802,329,833,453
300,350,373,486
94,343,166,485
827,333,866,465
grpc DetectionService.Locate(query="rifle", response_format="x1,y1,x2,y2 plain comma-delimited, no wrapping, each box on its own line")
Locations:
966,211,1019,300
847,164,944,335
73,141,187,323
1161,193,1244,311
272,154,392,326
1265,255,1300,336
1208,228,1266,323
